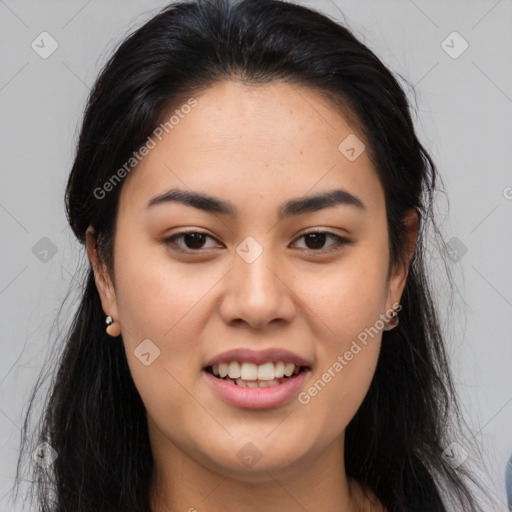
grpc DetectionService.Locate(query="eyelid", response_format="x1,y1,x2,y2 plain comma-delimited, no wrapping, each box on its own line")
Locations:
163,230,221,252
163,229,352,254
291,230,351,253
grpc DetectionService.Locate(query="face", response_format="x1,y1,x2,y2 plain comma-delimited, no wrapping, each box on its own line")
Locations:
87,80,416,483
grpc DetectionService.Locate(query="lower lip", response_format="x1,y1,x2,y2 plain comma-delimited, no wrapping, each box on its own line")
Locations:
202,369,310,409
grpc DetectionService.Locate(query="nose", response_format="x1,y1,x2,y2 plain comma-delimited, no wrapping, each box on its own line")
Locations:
219,241,296,330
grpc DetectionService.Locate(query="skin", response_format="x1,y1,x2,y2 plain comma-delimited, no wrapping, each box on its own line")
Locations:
87,80,418,512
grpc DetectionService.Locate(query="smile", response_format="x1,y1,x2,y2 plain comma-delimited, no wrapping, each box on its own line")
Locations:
203,362,310,409
205,361,305,387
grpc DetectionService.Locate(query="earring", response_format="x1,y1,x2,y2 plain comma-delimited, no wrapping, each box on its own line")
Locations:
383,309,399,331
105,315,121,337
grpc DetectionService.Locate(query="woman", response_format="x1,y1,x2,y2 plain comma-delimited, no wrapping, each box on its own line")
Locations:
15,0,494,511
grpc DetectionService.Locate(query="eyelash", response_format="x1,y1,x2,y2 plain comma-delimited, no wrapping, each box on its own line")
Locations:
163,230,351,254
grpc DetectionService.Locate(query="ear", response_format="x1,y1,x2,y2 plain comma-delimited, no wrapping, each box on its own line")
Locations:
86,226,119,319
385,208,420,310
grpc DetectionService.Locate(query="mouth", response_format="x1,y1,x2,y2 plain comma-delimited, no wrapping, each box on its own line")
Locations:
203,361,310,388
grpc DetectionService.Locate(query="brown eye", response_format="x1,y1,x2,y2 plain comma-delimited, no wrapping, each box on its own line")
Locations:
164,231,221,252
292,231,351,252
180,233,208,249
163,230,351,254
303,232,328,250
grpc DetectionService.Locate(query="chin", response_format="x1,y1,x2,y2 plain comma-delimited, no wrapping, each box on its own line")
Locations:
199,440,312,482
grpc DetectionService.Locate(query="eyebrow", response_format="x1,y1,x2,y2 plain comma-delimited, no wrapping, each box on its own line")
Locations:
145,187,366,219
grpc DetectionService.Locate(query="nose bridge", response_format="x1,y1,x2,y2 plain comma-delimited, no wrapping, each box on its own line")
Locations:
221,234,294,327
235,234,281,300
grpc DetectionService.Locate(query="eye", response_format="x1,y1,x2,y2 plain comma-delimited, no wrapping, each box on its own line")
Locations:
163,230,351,254
164,231,221,252
291,230,351,253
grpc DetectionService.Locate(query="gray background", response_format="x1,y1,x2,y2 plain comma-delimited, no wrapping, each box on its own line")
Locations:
0,0,511,510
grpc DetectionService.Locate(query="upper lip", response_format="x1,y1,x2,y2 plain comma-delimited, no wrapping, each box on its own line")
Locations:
204,348,312,368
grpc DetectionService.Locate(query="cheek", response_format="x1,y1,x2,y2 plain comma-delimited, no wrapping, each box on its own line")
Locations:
112,235,215,403
113,232,211,341
302,242,390,347
293,245,388,427
115,256,210,444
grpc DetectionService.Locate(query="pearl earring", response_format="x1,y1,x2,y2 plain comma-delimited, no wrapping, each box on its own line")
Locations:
105,315,121,337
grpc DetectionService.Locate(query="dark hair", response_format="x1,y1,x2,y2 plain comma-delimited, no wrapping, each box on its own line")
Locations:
14,0,495,511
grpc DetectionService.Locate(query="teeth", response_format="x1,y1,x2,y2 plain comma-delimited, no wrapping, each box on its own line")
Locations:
283,363,295,377
240,362,258,380
257,362,275,380
258,379,280,387
218,362,228,378
233,377,280,388
228,361,241,379
210,361,302,382
275,361,285,378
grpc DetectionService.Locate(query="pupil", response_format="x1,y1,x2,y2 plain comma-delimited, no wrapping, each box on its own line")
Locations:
185,233,205,249
305,233,326,249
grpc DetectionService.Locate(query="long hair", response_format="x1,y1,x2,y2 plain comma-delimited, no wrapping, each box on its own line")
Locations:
14,1,494,510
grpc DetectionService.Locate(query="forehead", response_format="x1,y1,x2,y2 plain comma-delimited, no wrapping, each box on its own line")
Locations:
118,80,384,218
